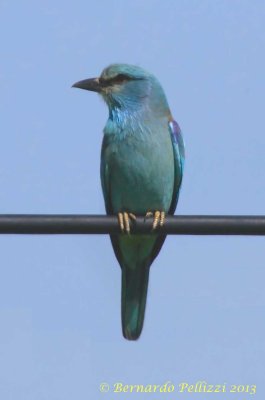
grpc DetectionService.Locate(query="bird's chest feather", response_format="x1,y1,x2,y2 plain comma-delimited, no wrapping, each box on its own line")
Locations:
103,122,175,213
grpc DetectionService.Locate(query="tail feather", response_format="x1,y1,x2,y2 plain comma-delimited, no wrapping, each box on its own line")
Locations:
110,233,165,340
121,265,150,340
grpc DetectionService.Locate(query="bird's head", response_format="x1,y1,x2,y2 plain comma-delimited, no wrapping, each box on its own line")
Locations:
72,64,170,115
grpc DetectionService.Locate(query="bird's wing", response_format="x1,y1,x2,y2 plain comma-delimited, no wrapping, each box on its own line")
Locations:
100,134,113,214
168,119,185,214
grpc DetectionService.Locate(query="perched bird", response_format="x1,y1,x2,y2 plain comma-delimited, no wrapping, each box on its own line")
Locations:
72,64,185,340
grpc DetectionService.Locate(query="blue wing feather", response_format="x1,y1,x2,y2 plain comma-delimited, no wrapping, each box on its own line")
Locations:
100,134,113,214
168,120,185,214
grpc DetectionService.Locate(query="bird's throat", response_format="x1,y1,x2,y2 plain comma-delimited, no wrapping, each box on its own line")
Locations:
106,105,150,139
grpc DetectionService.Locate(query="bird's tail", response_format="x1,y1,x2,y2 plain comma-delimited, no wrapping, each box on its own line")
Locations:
121,265,150,340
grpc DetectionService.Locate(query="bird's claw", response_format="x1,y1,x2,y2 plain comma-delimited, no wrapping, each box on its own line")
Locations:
145,211,165,230
118,212,136,234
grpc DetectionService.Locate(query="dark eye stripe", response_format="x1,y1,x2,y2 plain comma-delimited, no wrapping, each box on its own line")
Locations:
100,74,132,86
111,74,131,84
100,74,144,86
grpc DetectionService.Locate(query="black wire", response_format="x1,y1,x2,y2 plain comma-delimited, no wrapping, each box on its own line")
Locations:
0,215,265,235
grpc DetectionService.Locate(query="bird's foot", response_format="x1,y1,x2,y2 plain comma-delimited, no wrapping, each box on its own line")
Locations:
145,211,165,230
118,212,136,234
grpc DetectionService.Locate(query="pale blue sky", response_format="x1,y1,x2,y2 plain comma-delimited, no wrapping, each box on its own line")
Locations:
0,1,265,399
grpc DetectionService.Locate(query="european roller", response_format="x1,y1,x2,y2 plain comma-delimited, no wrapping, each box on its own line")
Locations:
73,64,185,340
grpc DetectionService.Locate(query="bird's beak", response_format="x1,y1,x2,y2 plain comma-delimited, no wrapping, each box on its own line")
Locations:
72,77,102,92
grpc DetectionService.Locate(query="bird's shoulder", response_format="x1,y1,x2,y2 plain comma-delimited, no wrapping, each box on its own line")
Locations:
169,119,185,160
